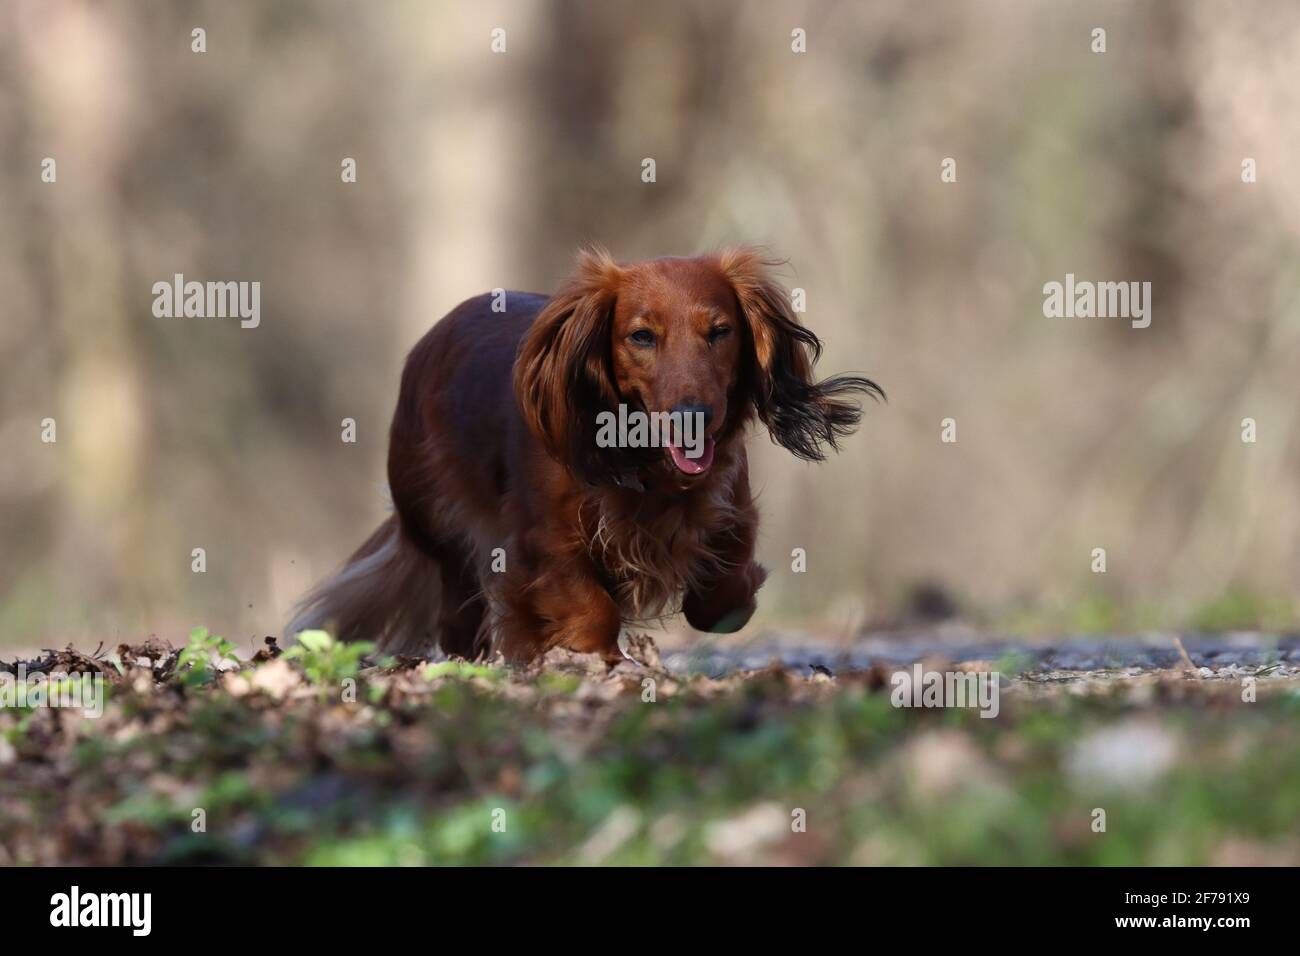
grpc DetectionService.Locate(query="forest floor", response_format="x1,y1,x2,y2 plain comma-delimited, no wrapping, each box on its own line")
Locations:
2,628,1298,865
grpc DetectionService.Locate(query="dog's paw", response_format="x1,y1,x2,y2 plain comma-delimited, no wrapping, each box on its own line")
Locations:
683,564,764,633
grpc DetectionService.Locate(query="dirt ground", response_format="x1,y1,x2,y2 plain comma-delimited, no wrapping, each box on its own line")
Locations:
2,629,1298,865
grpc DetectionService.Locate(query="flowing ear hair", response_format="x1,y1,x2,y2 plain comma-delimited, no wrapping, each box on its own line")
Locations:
514,247,627,485
718,247,885,460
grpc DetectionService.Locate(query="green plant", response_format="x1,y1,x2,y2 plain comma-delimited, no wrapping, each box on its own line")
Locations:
282,629,373,693
176,627,239,687
422,660,499,682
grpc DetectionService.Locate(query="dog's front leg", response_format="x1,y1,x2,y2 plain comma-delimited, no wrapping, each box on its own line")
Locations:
545,580,624,661
683,557,767,634
682,470,767,634
524,557,624,662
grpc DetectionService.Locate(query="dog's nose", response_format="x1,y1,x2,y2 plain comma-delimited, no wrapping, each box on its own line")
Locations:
672,402,714,429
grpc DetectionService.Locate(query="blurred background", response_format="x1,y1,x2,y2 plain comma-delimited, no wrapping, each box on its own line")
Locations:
3,0,1300,653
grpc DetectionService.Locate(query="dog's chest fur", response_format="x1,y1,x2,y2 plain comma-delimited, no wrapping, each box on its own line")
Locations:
582,459,742,619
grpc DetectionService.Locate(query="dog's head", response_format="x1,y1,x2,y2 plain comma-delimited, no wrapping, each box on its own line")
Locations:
514,246,884,488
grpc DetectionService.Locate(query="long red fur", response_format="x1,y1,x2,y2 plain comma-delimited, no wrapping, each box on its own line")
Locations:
289,247,882,662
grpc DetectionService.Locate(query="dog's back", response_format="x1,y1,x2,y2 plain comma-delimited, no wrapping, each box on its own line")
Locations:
289,290,548,656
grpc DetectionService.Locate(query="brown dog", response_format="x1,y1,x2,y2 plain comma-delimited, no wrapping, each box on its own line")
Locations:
289,248,882,662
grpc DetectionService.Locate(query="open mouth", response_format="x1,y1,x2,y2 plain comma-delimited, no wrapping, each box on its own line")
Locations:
666,438,716,476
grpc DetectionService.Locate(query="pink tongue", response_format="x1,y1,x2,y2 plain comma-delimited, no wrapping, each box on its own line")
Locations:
668,438,715,475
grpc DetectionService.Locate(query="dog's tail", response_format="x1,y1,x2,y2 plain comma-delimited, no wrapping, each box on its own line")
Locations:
286,515,441,656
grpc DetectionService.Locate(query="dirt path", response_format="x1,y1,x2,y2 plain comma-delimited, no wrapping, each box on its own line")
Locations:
661,631,1300,678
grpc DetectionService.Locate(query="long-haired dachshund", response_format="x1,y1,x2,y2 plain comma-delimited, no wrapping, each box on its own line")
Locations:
290,247,882,662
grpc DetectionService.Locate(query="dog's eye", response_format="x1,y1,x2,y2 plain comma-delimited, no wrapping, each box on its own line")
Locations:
708,325,732,343
630,329,656,347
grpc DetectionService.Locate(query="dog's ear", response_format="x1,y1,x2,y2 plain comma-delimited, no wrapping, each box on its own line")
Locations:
514,247,627,485
719,247,884,460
